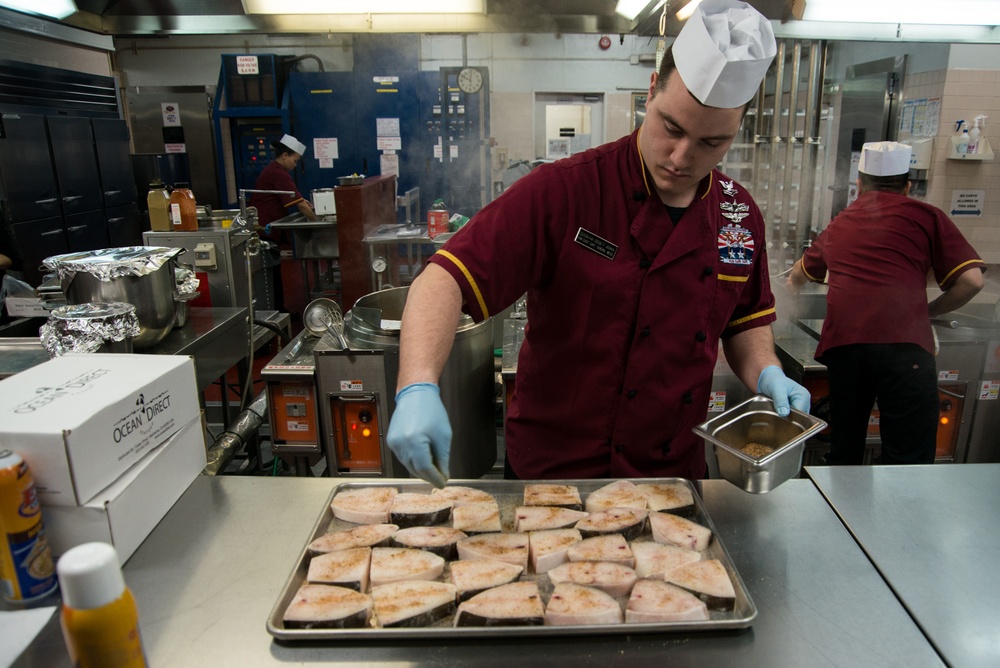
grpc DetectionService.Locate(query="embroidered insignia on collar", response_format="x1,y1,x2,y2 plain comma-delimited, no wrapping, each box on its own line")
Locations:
717,223,754,265
720,179,739,198
720,201,749,213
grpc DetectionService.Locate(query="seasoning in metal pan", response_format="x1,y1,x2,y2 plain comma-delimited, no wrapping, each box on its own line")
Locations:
740,443,774,458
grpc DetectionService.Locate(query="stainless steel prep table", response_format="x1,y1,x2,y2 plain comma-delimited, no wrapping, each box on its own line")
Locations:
808,464,1000,667
9,477,942,667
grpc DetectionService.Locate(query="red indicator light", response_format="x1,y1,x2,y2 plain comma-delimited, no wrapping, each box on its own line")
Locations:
351,422,357,430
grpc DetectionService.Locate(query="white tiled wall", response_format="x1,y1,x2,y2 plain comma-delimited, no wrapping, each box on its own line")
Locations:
908,68,1000,263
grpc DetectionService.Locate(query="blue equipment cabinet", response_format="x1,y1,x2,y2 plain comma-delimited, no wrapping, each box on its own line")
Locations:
288,71,360,197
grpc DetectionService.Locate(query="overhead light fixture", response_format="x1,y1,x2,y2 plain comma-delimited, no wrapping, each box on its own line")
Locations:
802,0,1000,25
615,0,658,21
0,0,77,19
242,0,485,13
675,0,703,21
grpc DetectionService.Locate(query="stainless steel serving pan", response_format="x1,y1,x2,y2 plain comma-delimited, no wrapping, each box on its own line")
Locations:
694,395,827,494
266,478,756,640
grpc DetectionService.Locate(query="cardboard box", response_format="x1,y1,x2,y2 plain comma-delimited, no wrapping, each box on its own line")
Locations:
41,413,207,564
0,354,200,506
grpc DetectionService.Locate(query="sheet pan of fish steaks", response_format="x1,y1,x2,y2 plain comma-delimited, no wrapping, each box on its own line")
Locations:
267,478,756,639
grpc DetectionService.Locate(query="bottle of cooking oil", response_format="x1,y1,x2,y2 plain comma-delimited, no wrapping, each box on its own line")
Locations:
145,180,172,232
57,542,147,668
168,182,198,232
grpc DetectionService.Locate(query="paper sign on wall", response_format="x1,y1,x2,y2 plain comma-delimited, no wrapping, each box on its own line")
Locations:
707,391,727,413
314,138,339,168
236,55,259,75
950,190,984,218
161,102,181,127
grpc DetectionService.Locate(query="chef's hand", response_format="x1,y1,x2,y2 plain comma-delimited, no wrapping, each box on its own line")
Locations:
386,382,451,488
757,365,811,417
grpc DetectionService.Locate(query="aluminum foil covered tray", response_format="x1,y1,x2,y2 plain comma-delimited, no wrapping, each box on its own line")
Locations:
267,478,756,640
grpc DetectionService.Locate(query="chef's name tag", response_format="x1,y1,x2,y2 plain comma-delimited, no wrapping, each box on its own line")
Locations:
574,227,618,260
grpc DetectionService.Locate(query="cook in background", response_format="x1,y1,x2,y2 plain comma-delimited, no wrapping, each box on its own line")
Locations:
787,141,986,466
387,0,810,488
249,133,318,313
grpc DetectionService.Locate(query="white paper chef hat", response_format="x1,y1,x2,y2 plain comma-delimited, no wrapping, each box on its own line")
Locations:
278,134,307,156
673,0,777,108
858,141,912,176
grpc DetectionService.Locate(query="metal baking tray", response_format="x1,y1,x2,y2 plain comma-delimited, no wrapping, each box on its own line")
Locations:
267,478,756,640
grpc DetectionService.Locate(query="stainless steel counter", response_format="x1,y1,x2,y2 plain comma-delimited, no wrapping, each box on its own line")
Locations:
10,476,943,667
808,464,1000,666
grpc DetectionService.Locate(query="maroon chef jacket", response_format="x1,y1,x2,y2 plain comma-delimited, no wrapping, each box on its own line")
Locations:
801,191,985,359
249,160,306,226
429,129,776,480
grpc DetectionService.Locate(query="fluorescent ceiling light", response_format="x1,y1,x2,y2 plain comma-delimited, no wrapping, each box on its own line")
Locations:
675,0,703,21
243,0,485,13
0,0,76,19
802,0,1000,25
615,0,654,21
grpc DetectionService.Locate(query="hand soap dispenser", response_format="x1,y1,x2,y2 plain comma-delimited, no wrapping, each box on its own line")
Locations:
969,115,987,154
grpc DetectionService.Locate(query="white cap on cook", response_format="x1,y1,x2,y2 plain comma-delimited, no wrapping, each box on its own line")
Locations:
673,0,777,108
858,141,912,176
279,134,308,156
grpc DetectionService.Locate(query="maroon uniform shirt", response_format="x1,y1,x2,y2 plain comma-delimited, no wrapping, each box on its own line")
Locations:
429,129,776,480
801,191,985,359
249,160,306,226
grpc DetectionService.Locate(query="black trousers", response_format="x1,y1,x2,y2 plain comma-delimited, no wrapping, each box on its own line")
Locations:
822,343,938,466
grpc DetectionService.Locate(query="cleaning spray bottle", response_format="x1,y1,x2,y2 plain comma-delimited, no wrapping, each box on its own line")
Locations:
955,120,970,155
969,115,987,155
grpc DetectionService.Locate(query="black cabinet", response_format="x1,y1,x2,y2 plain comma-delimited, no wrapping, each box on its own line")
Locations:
46,116,104,215
0,114,61,223
65,209,109,251
93,118,137,209
106,203,141,247
13,217,68,284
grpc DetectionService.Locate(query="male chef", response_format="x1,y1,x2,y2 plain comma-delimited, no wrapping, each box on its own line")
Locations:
388,0,810,487
788,141,985,465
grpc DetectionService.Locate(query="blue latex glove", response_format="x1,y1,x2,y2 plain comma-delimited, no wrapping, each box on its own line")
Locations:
757,365,811,417
386,382,451,488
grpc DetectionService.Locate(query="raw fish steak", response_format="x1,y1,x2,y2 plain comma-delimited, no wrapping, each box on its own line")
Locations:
306,547,371,592
457,532,530,569
566,534,635,568
283,583,373,629
547,561,638,598
454,581,544,627
432,485,497,507
514,506,589,532
390,526,468,560
369,547,445,587
635,482,695,515
523,484,582,509
574,507,648,541
545,583,624,626
448,558,524,602
389,493,453,528
527,528,582,574
629,541,701,579
330,487,398,524
625,579,708,623
452,500,502,533
371,580,457,627
584,480,647,512
308,524,399,555
664,559,736,611
648,512,712,551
